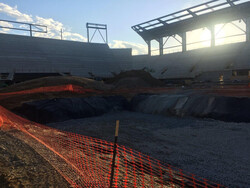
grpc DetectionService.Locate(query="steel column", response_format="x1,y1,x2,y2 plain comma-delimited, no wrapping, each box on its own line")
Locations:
210,25,215,47
182,32,187,52
147,40,151,56
29,24,32,37
87,24,90,43
159,38,164,55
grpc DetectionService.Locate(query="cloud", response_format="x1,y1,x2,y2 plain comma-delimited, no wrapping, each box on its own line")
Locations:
0,21,13,33
33,16,87,42
0,3,87,42
0,3,33,22
63,32,87,42
109,40,148,55
0,2,147,55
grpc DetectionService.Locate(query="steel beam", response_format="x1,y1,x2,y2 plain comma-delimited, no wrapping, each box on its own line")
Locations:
132,1,250,42
86,23,108,44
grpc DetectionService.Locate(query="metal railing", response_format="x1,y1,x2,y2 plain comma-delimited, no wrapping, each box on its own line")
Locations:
0,19,47,37
150,33,246,55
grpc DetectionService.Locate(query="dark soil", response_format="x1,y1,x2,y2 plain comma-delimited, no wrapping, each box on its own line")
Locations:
105,70,165,88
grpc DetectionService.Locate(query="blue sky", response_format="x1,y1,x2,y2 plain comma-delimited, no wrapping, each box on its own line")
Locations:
0,0,247,55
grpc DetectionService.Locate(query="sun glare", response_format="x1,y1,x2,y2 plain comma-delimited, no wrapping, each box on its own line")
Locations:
200,28,211,47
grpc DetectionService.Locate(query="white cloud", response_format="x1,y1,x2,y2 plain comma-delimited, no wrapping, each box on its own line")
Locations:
35,16,63,31
0,3,33,22
0,2,147,55
31,16,88,42
63,32,87,42
0,3,87,42
109,40,148,55
0,21,13,33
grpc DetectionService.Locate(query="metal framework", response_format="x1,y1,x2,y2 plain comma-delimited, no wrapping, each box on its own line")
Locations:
0,19,47,37
132,0,250,56
86,23,108,43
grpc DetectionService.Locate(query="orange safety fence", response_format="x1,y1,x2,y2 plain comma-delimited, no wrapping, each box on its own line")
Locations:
0,84,102,99
0,105,224,188
0,84,179,97
1,84,249,100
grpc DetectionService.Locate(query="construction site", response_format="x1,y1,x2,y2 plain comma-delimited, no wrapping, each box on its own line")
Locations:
0,0,250,187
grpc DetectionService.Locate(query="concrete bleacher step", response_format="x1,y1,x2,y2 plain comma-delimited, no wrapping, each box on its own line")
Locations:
0,33,132,77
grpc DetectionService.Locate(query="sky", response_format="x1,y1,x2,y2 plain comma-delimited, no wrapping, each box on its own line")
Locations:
0,0,247,55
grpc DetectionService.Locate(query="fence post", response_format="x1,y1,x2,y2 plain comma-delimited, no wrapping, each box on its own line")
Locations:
110,120,119,188
29,24,32,37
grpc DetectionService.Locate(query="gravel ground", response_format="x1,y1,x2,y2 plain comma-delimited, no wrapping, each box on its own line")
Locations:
0,130,70,188
48,111,250,187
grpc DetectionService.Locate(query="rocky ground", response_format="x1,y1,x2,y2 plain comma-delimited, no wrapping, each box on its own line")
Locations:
0,130,70,188
48,111,250,187
0,74,249,187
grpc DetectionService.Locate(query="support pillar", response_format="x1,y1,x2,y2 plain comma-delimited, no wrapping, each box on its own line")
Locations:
182,32,187,52
146,40,151,56
29,24,32,37
246,17,250,42
210,25,215,47
158,38,163,56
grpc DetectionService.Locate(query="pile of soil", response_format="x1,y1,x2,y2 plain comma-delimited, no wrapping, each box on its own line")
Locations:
0,76,113,110
105,70,165,89
0,76,112,93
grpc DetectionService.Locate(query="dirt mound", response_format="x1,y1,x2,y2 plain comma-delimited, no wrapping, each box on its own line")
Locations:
0,76,114,110
106,70,165,89
0,76,112,93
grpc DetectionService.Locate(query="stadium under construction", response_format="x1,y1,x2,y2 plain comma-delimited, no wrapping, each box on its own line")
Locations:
0,0,249,187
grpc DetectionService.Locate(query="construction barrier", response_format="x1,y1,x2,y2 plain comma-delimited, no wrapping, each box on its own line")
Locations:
0,105,224,188
0,84,249,100
0,84,101,99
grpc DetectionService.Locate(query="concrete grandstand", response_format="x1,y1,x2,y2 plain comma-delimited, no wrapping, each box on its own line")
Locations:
0,0,250,84
0,32,249,83
0,1,250,187
0,33,132,82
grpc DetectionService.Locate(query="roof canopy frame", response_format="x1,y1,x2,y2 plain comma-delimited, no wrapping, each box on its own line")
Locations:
132,0,250,56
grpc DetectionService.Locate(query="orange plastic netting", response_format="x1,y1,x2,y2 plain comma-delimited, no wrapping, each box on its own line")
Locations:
0,85,225,187
0,105,224,188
